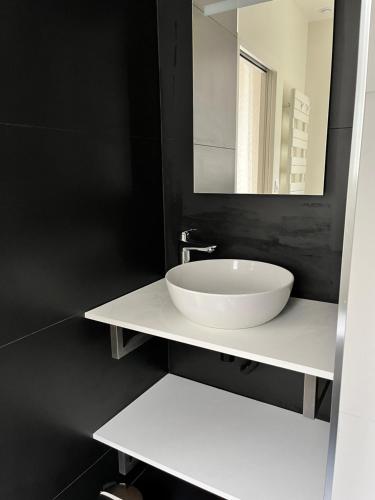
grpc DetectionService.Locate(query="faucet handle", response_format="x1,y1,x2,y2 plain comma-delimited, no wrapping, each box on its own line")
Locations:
180,228,197,243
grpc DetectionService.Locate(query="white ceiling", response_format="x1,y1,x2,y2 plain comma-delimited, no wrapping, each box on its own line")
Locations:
194,0,271,12
294,0,334,22
195,0,334,21
193,0,221,9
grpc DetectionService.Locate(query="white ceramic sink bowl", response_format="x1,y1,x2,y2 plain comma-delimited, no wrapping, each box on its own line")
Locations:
166,259,294,329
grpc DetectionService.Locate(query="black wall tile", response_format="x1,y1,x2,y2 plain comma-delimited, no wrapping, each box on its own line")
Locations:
134,466,218,500
1,0,166,498
157,0,194,143
129,136,165,265
329,0,362,129
159,138,185,267
127,1,164,141
0,124,164,346
169,344,331,422
0,317,167,500
0,0,131,131
170,343,304,414
52,450,119,500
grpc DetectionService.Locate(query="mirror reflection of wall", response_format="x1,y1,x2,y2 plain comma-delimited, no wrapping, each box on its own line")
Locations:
193,0,334,195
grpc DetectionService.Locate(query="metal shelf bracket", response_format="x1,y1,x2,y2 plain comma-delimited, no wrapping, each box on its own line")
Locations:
110,325,150,360
118,451,139,476
303,374,317,419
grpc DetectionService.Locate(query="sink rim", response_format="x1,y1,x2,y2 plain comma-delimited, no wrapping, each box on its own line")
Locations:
165,259,294,297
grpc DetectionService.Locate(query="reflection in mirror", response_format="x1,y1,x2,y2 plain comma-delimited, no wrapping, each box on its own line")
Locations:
193,0,334,195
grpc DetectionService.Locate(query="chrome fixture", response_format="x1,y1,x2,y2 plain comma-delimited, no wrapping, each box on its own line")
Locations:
180,228,197,243
181,245,217,264
180,228,217,264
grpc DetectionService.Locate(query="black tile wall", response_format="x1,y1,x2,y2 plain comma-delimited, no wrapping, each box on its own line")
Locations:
52,450,120,500
0,0,166,499
0,319,167,500
134,465,219,500
0,125,164,346
329,0,362,129
0,0,130,131
170,344,304,414
157,0,361,417
127,1,164,141
169,343,332,422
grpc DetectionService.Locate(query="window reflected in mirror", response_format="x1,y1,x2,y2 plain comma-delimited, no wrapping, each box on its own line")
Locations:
193,0,334,195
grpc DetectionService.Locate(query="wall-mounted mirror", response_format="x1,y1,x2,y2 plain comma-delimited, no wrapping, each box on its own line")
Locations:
193,0,334,195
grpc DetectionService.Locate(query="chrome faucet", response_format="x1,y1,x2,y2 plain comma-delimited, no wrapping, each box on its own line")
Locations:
180,229,217,264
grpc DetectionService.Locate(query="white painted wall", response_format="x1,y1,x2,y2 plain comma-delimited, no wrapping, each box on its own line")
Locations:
304,20,333,194
238,0,309,95
330,3,375,499
193,6,237,149
238,1,333,194
193,5,238,192
238,0,309,193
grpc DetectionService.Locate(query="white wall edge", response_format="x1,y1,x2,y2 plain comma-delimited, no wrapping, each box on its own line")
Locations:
324,0,373,498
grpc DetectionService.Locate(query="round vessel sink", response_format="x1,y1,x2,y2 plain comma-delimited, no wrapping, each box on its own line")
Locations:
165,259,294,329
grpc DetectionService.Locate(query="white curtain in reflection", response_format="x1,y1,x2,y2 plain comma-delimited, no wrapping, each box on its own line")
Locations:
236,55,266,193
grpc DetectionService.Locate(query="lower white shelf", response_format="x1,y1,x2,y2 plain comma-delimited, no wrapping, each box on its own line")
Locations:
94,375,330,500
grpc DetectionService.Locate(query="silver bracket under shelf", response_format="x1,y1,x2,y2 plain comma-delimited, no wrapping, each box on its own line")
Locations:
110,325,150,360
303,374,317,419
118,451,139,476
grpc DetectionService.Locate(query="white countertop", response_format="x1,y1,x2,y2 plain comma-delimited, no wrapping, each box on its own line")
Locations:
94,374,330,500
85,279,337,379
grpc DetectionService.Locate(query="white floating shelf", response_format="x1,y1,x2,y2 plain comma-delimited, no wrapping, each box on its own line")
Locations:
85,279,337,379
94,374,330,500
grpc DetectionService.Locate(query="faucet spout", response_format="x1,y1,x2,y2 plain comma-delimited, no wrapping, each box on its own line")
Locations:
181,245,217,264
